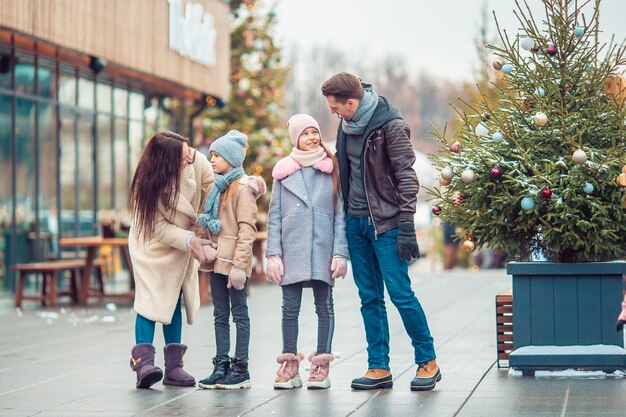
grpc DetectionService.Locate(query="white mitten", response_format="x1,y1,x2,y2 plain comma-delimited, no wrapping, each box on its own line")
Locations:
331,256,348,279
227,267,247,290
202,241,218,263
266,255,284,284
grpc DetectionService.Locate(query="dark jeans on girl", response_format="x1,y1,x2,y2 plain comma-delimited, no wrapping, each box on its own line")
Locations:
135,295,182,344
210,272,250,361
282,280,334,354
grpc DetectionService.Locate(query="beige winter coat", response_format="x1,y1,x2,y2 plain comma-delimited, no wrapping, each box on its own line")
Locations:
198,176,265,277
129,154,213,325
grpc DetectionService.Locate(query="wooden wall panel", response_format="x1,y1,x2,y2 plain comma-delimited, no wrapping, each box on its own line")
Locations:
0,0,230,98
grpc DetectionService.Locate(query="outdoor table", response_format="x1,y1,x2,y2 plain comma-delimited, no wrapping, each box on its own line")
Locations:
59,236,133,305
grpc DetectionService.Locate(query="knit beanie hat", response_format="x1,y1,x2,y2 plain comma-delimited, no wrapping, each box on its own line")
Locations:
209,130,248,167
287,114,321,147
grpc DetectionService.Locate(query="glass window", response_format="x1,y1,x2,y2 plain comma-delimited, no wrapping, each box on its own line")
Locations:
59,112,76,236
78,77,95,110
0,53,15,89
96,83,112,113
77,116,94,212
129,120,143,179
37,59,55,98
114,88,128,117
15,98,36,233
114,119,128,211
59,73,76,105
14,62,35,95
0,94,12,234
97,114,112,209
129,92,144,120
38,102,57,231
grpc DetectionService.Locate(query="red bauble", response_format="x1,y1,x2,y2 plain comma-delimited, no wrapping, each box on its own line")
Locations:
432,206,442,216
482,113,491,122
546,45,557,56
541,188,552,199
490,167,502,179
450,142,460,154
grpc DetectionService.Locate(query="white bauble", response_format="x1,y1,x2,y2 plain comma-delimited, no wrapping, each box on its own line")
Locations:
475,123,489,136
572,149,587,164
520,37,535,51
533,112,548,126
440,167,454,180
461,169,476,184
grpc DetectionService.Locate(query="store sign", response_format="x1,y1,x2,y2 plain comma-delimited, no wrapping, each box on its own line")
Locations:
168,0,217,67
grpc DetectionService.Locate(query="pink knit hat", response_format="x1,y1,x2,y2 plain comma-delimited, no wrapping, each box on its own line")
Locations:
287,114,321,147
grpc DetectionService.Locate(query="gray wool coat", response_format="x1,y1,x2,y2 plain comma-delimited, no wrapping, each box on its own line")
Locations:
266,166,349,287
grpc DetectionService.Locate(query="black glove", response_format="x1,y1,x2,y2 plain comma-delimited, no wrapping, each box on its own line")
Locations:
396,221,420,261
617,320,625,332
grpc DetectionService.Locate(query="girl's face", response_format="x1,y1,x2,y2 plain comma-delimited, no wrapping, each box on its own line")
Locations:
210,151,232,174
181,142,195,169
297,127,321,151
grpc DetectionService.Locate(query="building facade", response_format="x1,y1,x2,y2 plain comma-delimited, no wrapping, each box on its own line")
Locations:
0,0,230,289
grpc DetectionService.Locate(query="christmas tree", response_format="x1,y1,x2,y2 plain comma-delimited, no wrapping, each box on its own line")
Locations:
428,0,626,262
201,0,292,211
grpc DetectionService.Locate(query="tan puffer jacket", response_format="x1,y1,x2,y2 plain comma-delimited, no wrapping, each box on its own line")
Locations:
197,175,266,277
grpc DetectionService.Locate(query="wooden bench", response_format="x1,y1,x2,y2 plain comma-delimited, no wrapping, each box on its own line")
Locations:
12,259,86,308
496,288,514,368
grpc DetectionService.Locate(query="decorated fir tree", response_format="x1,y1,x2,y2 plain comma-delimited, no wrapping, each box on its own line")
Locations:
428,0,626,262
201,0,292,211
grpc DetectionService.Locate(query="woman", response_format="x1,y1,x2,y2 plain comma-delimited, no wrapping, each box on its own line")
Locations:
128,131,213,389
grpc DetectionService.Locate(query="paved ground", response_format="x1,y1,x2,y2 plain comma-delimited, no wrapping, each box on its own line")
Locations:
1,262,626,416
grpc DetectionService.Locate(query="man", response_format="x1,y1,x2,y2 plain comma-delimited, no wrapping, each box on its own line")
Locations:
321,72,440,391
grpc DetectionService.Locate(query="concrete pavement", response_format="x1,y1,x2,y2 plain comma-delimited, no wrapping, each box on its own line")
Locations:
1,262,626,416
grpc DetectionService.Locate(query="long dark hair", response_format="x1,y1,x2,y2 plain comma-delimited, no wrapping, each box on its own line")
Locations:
129,131,187,241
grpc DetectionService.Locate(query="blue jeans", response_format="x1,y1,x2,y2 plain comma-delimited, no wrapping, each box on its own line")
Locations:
346,216,435,369
135,294,182,345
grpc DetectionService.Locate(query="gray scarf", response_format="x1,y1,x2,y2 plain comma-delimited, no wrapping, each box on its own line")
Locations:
341,87,379,135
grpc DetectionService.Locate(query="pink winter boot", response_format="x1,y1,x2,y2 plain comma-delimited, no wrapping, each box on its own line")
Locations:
307,353,334,389
273,352,304,389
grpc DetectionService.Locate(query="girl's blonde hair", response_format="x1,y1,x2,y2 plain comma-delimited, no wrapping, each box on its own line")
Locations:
320,141,340,208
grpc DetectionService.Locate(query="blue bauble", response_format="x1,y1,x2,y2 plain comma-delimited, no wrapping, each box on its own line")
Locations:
501,64,513,74
535,87,546,97
574,26,585,37
521,197,535,211
583,183,594,194
492,132,504,142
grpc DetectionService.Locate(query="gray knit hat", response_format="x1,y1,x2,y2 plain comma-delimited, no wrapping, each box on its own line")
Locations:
209,130,248,167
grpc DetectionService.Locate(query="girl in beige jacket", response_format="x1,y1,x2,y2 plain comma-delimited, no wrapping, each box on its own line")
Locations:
195,130,266,390
128,131,214,389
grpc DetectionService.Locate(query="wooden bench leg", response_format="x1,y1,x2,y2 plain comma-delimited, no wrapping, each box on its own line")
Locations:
41,273,48,307
15,271,27,308
49,272,58,307
70,269,80,304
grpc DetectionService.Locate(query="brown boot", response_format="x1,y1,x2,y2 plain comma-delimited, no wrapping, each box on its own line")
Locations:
130,343,163,389
163,343,195,387
410,359,441,391
351,368,393,390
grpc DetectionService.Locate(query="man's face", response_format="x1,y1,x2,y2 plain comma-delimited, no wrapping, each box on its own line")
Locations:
325,95,359,121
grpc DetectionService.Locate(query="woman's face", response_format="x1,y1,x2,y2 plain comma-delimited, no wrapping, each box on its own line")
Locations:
181,142,195,169
297,127,321,151
210,151,232,174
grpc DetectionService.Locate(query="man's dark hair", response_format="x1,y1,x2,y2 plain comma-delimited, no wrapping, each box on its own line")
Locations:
321,72,364,103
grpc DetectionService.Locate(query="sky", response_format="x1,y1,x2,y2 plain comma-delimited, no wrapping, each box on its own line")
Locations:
271,0,626,82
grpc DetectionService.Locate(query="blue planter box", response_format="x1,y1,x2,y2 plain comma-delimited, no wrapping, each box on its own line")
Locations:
507,261,626,372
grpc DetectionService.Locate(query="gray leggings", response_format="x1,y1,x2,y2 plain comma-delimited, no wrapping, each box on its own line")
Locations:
282,280,334,355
